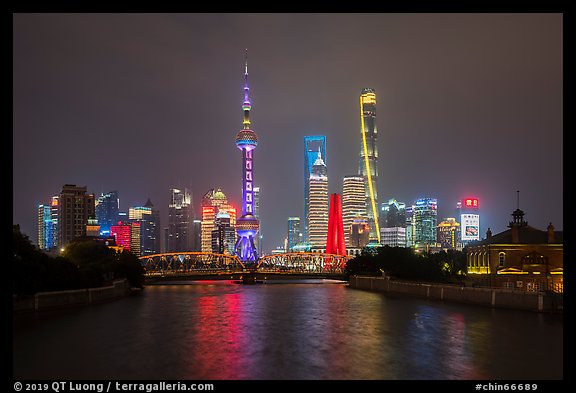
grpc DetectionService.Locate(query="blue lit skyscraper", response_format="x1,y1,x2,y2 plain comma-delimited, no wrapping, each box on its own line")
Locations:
95,190,119,235
37,204,54,250
304,135,326,242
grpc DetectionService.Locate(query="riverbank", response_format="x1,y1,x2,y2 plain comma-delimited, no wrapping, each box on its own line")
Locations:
13,279,133,313
348,275,563,313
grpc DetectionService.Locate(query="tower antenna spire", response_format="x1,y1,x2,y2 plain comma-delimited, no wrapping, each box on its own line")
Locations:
242,48,251,130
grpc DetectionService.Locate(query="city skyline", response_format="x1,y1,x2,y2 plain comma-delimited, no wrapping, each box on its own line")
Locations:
13,13,563,251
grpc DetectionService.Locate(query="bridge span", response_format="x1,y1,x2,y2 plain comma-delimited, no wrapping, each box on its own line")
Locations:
139,251,351,279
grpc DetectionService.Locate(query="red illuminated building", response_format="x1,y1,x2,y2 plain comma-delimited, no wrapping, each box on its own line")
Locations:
326,193,346,256
110,221,131,252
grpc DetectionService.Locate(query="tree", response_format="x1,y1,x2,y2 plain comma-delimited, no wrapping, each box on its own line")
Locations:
114,251,146,288
344,245,467,283
12,228,145,294
12,227,82,294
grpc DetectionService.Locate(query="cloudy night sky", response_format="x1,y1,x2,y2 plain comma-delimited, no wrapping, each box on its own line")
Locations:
13,13,563,251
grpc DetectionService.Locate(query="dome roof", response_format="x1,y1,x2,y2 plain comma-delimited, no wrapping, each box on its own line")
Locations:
213,189,227,200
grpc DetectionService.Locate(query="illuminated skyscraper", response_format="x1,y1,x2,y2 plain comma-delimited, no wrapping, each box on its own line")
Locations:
111,221,132,252
167,187,194,252
287,216,301,252
37,204,53,250
412,198,438,250
342,175,366,247
358,88,380,243
201,189,237,254
381,199,407,247
304,135,327,241
350,217,370,249
437,217,461,250
307,149,329,249
129,198,161,255
234,51,260,264
50,196,59,248
192,219,202,251
212,211,236,255
95,191,119,236
37,196,59,250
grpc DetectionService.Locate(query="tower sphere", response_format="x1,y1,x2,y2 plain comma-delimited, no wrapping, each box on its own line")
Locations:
236,129,258,150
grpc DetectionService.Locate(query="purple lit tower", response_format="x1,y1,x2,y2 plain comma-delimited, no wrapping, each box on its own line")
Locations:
234,51,260,264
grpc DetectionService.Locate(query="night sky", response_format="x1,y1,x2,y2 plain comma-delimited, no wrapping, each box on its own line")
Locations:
13,13,563,252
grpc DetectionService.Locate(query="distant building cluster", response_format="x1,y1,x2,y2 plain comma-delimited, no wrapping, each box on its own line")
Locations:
284,89,489,257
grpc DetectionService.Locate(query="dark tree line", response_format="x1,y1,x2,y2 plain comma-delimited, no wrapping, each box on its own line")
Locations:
344,245,467,284
12,227,145,296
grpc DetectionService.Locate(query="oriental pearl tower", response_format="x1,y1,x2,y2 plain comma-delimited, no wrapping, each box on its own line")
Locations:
234,50,260,266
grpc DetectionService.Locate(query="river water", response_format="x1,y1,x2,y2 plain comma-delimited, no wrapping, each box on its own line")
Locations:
13,280,563,380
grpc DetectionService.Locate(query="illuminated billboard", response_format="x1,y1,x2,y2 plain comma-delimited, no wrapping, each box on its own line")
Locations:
463,198,479,208
461,213,480,241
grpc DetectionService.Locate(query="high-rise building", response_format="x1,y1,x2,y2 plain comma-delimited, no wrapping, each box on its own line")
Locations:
405,205,414,248
130,222,141,257
129,198,161,255
457,197,481,246
86,217,101,237
382,199,406,228
110,221,132,252
201,205,216,253
437,217,461,250
58,184,95,247
381,199,407,247
307,149,329,250
304,135,327,242
50,196,59,249
287,217,302,252
95,191,119,236
358,88,380,243
201,188,234,253
326,193,346,256
211,211,236,255
167,188,194,252
37,204,54,250
412,198,438,250
192,219,202,252
349,217,370,248
381,227,406,248
234,51,260,264
342,175,366,247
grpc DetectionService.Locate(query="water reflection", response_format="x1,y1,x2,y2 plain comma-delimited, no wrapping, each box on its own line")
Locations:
13,280,562,380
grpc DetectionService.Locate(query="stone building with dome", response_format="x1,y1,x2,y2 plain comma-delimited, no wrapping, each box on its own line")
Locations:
466,207,563,293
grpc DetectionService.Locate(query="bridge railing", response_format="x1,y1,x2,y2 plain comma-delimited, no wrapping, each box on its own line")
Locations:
139,251,351,274
139,252,245,274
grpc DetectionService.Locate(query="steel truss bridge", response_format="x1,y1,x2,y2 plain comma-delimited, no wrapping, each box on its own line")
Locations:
139,252,350,275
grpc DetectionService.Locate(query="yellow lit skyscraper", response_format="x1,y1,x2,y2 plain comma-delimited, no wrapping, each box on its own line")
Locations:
358,88,380,243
